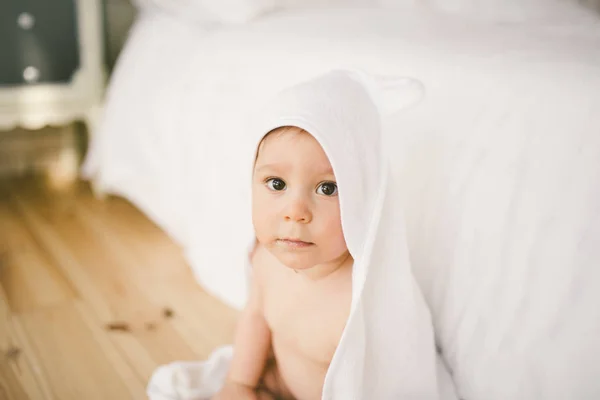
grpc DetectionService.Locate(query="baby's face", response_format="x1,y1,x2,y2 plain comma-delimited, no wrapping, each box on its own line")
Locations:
252,128,349,271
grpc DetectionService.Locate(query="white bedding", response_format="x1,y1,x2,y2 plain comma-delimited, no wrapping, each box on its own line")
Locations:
83,6,600,399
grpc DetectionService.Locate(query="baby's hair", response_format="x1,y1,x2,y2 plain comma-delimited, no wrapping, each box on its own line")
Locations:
267,125,305,138
254,125,307,164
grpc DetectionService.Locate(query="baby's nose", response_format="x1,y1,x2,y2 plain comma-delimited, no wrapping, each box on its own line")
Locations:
283,198,312,224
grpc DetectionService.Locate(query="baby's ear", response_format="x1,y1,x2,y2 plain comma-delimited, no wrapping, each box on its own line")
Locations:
349,70,426,116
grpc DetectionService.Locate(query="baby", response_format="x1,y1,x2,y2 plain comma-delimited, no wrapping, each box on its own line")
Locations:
146,70,442,400
213,125,353,400
200,70,441,400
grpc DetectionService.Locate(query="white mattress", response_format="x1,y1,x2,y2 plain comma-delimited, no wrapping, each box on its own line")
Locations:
84,6,600,399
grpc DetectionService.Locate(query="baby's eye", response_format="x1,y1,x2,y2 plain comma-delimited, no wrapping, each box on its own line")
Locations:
265,178,286,191
317,182,338,196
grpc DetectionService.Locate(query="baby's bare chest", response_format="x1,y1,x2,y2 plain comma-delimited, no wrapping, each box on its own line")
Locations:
263,278,351,364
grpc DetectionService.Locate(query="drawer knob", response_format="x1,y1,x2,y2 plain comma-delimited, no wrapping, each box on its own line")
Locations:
17,12,35,30
23,66,40,83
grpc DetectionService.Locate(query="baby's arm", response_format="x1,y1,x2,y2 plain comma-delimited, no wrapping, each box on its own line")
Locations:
223,248,271,391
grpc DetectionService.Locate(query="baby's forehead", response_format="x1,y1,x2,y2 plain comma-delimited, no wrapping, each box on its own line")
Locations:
257,126,314,155
254,126,334,175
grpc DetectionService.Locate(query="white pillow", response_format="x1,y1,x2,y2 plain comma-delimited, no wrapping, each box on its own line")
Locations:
133,0,277,24
278,0,415,9
422,0,597,23
277,0,598,24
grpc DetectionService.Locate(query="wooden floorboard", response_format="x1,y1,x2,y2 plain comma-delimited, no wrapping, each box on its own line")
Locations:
0,286,51,400
14,303,134,400
0,176,238,399
0,197,76,313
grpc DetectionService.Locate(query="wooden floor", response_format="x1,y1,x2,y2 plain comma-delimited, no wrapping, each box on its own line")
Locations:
0,176,238,400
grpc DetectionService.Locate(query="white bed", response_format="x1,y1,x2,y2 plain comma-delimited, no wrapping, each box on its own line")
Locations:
83,4,600,399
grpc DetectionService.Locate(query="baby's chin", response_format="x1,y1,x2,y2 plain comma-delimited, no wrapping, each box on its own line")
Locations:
277,255,317,271
266,245,320,271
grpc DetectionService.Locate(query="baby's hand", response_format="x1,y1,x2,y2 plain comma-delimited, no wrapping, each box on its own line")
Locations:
212,381,258,400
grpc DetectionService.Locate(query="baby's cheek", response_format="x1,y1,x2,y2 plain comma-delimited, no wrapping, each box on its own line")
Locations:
253,212,269,238
253,208,277,243
322,215,347,251
251,207,266,238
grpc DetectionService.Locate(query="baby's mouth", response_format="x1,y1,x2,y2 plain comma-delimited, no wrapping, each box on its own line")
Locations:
276,238,314,249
